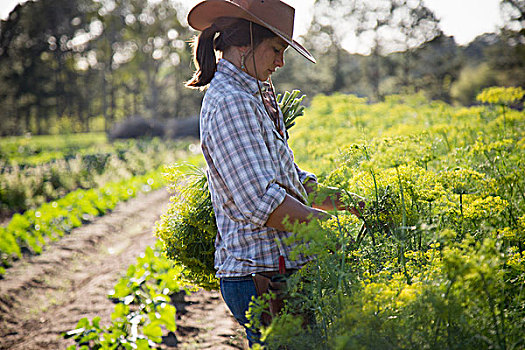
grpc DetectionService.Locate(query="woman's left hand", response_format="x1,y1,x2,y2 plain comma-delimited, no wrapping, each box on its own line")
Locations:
305,179,366,217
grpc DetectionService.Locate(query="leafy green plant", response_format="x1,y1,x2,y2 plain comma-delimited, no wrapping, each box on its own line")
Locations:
0,169,167,276
0,132,107,163
64,242,189,350
155,164,218,290
476,86,525,106
277,89,306,133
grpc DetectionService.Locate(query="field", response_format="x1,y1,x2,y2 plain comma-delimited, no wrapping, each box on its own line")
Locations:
158,86,524,350
264,87,525,349
1,86,524,349
0,134,247,349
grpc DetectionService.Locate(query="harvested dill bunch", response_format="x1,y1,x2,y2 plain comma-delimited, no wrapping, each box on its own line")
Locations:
155,164,219,290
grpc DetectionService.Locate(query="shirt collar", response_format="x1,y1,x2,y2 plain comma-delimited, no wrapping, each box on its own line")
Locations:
217,59,269,96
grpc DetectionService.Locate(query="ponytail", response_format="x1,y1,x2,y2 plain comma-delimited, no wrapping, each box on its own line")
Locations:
186,25,218,89
185,18,276,89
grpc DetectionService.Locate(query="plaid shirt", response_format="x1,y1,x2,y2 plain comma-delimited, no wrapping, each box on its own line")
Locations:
200,59,316,278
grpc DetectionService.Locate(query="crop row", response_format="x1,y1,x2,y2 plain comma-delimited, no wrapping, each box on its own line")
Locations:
0,138,191,216
64,241,191,349
0,168,165,276
62,155,206,349
290,89,525,176
0,132,107,164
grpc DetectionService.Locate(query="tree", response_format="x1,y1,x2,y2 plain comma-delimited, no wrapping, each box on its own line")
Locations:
307,0,441,100
88,0,195,124
500,0,525,39
409,35,461,102
118,0,192,119
0,0,199,136
0,0,92,134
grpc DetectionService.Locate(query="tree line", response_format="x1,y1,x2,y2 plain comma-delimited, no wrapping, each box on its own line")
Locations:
0,0,523,136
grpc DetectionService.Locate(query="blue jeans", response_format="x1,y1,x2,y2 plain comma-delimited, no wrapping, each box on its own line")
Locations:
220,276,262,347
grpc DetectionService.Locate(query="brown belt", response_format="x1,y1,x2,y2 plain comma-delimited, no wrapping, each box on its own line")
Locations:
252,269,297,279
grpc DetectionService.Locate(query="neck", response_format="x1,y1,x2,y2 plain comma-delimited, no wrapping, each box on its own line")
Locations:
223,48,244,72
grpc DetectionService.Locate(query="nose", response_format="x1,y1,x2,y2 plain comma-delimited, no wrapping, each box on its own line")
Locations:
275,51,284,68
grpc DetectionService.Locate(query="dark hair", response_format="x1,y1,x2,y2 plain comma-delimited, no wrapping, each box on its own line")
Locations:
186,17,276,89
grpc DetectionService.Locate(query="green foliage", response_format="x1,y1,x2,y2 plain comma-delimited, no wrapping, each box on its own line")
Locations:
0,133,107,163
1,0,523,137
155,163,219,291
0,135,188,215
0,168,166,276
249,89,525,349
0,0,197,136
155,88,524,347
64,241,190,349
0,133,196,276
477,86,525,106
450,63,498,106
276,89,306,132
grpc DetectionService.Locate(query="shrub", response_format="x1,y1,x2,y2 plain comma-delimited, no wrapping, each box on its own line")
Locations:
165,116,199,140
108,116,165,140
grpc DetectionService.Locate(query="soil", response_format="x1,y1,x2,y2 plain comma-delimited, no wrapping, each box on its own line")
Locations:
0,189,248,350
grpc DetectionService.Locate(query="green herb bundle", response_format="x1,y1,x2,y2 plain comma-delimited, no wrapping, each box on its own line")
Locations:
155,90,307,290
278,89,306,133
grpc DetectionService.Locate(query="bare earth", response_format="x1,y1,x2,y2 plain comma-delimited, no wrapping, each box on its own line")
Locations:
0,189,248,350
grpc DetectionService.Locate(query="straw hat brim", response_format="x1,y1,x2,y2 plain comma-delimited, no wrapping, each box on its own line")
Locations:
187,1,316,63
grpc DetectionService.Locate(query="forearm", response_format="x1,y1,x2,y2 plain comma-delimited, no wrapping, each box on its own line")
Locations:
265,194,329,232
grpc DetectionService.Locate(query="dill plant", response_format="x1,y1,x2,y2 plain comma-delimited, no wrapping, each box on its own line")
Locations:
252,89,525,349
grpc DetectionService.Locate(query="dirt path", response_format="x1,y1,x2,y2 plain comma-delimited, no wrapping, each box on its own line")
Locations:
0,189,247,350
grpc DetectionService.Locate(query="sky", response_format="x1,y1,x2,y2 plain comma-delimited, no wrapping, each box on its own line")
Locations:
0,0,504,51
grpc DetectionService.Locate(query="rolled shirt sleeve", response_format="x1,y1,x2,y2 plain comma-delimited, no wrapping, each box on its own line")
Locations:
295,163,317,185
208,93,287,227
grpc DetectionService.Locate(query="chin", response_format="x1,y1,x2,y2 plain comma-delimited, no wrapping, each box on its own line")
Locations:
259,73,271,81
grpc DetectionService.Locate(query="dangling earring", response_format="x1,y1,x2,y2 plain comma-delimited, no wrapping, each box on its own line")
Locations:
240,52,246,70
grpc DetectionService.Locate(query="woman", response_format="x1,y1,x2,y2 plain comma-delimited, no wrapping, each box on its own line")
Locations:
185,0,358,346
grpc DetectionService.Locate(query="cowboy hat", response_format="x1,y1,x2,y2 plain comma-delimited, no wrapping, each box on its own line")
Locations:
187,0,316,63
